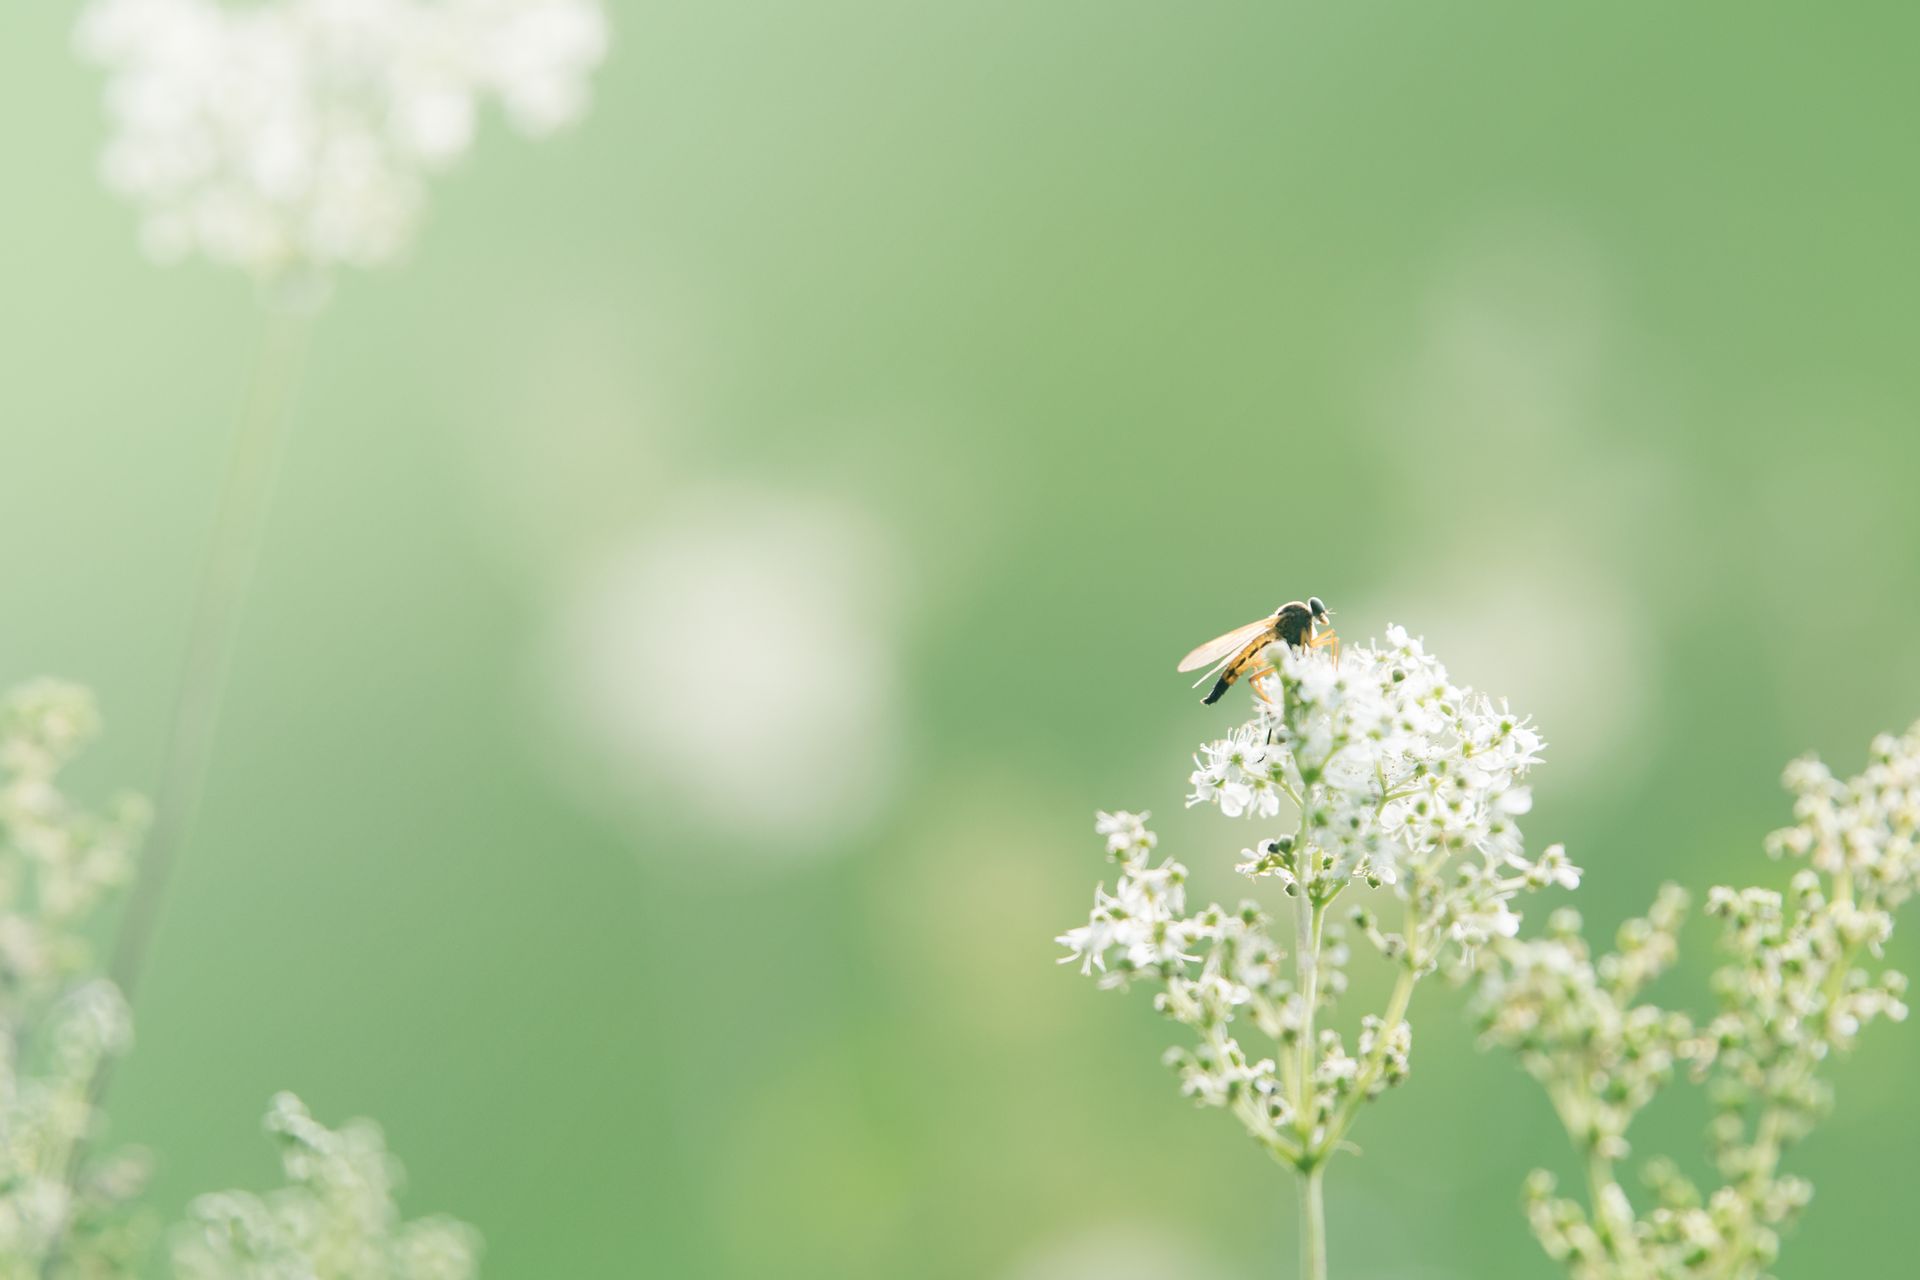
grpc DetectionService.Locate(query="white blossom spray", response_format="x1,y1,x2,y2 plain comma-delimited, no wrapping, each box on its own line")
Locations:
1474,720,1920,1280
1059,624,1577,1279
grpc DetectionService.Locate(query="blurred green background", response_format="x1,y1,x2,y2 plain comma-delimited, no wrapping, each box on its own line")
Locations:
5,2,1920,1276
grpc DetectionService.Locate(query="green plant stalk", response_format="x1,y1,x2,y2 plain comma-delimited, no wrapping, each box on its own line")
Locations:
1313,963,1416,1162
1290,847,1326,1280
1294,885,1321,1140
1285,854,1428,1277
1314,895,1421,1163
1297,1163,1327,1280
1584,1146,1636,1272
110,308,311,1002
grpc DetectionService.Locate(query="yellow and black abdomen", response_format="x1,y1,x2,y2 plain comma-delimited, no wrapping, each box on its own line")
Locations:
1203,632,1277,705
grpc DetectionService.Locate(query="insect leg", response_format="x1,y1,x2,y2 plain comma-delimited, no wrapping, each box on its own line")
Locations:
1242,664,1282,707
1309,628,1342,667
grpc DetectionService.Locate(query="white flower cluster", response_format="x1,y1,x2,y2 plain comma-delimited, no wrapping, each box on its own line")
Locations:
1476,719,1920,1280
0,676,485,1277
1059,626,1572,1174
1188,626,1569,971
1473,890,1693,1163
174,1093,481,1280
1057,812,1304,1156
76,0,610,282
0,681,153,1276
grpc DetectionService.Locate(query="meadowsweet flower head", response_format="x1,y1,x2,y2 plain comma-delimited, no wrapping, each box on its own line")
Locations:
1473,890,1693,1164
1059,625,1572,1192
1475,718,1920,1280
1184,625,1562,972
77,0,610,288
173,1093,481,1280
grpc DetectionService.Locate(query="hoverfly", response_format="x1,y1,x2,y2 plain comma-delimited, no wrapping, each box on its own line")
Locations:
1176,597,1339,705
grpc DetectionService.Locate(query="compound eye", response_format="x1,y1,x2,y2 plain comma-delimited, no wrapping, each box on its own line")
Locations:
1308,596,1326,617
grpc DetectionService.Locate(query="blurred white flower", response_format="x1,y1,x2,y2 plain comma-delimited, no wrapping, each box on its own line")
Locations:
543,491,907,862
76,0,609,282
1389,217,1615,446
174,1093,480,1280
1362,217,1668,790
0,681,152,1275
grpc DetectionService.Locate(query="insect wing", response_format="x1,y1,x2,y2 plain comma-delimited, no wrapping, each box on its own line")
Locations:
1175,616,1275,672
1190,651,1239,689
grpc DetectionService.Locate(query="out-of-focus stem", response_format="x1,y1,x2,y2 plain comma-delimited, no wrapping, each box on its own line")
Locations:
109,309,310,1002
1584,1146,1648,1277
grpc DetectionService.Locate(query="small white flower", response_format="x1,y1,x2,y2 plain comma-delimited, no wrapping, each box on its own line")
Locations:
1450,901,1521,944
1095,810,1156,857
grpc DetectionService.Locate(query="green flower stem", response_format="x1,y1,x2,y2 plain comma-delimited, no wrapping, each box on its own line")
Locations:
1297,1163,1327,1280
1585,1145,1656,1280
1288,853,1336,1278
1312,963,1416,1162
1293,885,1322,1145
1313,898,1421,1164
